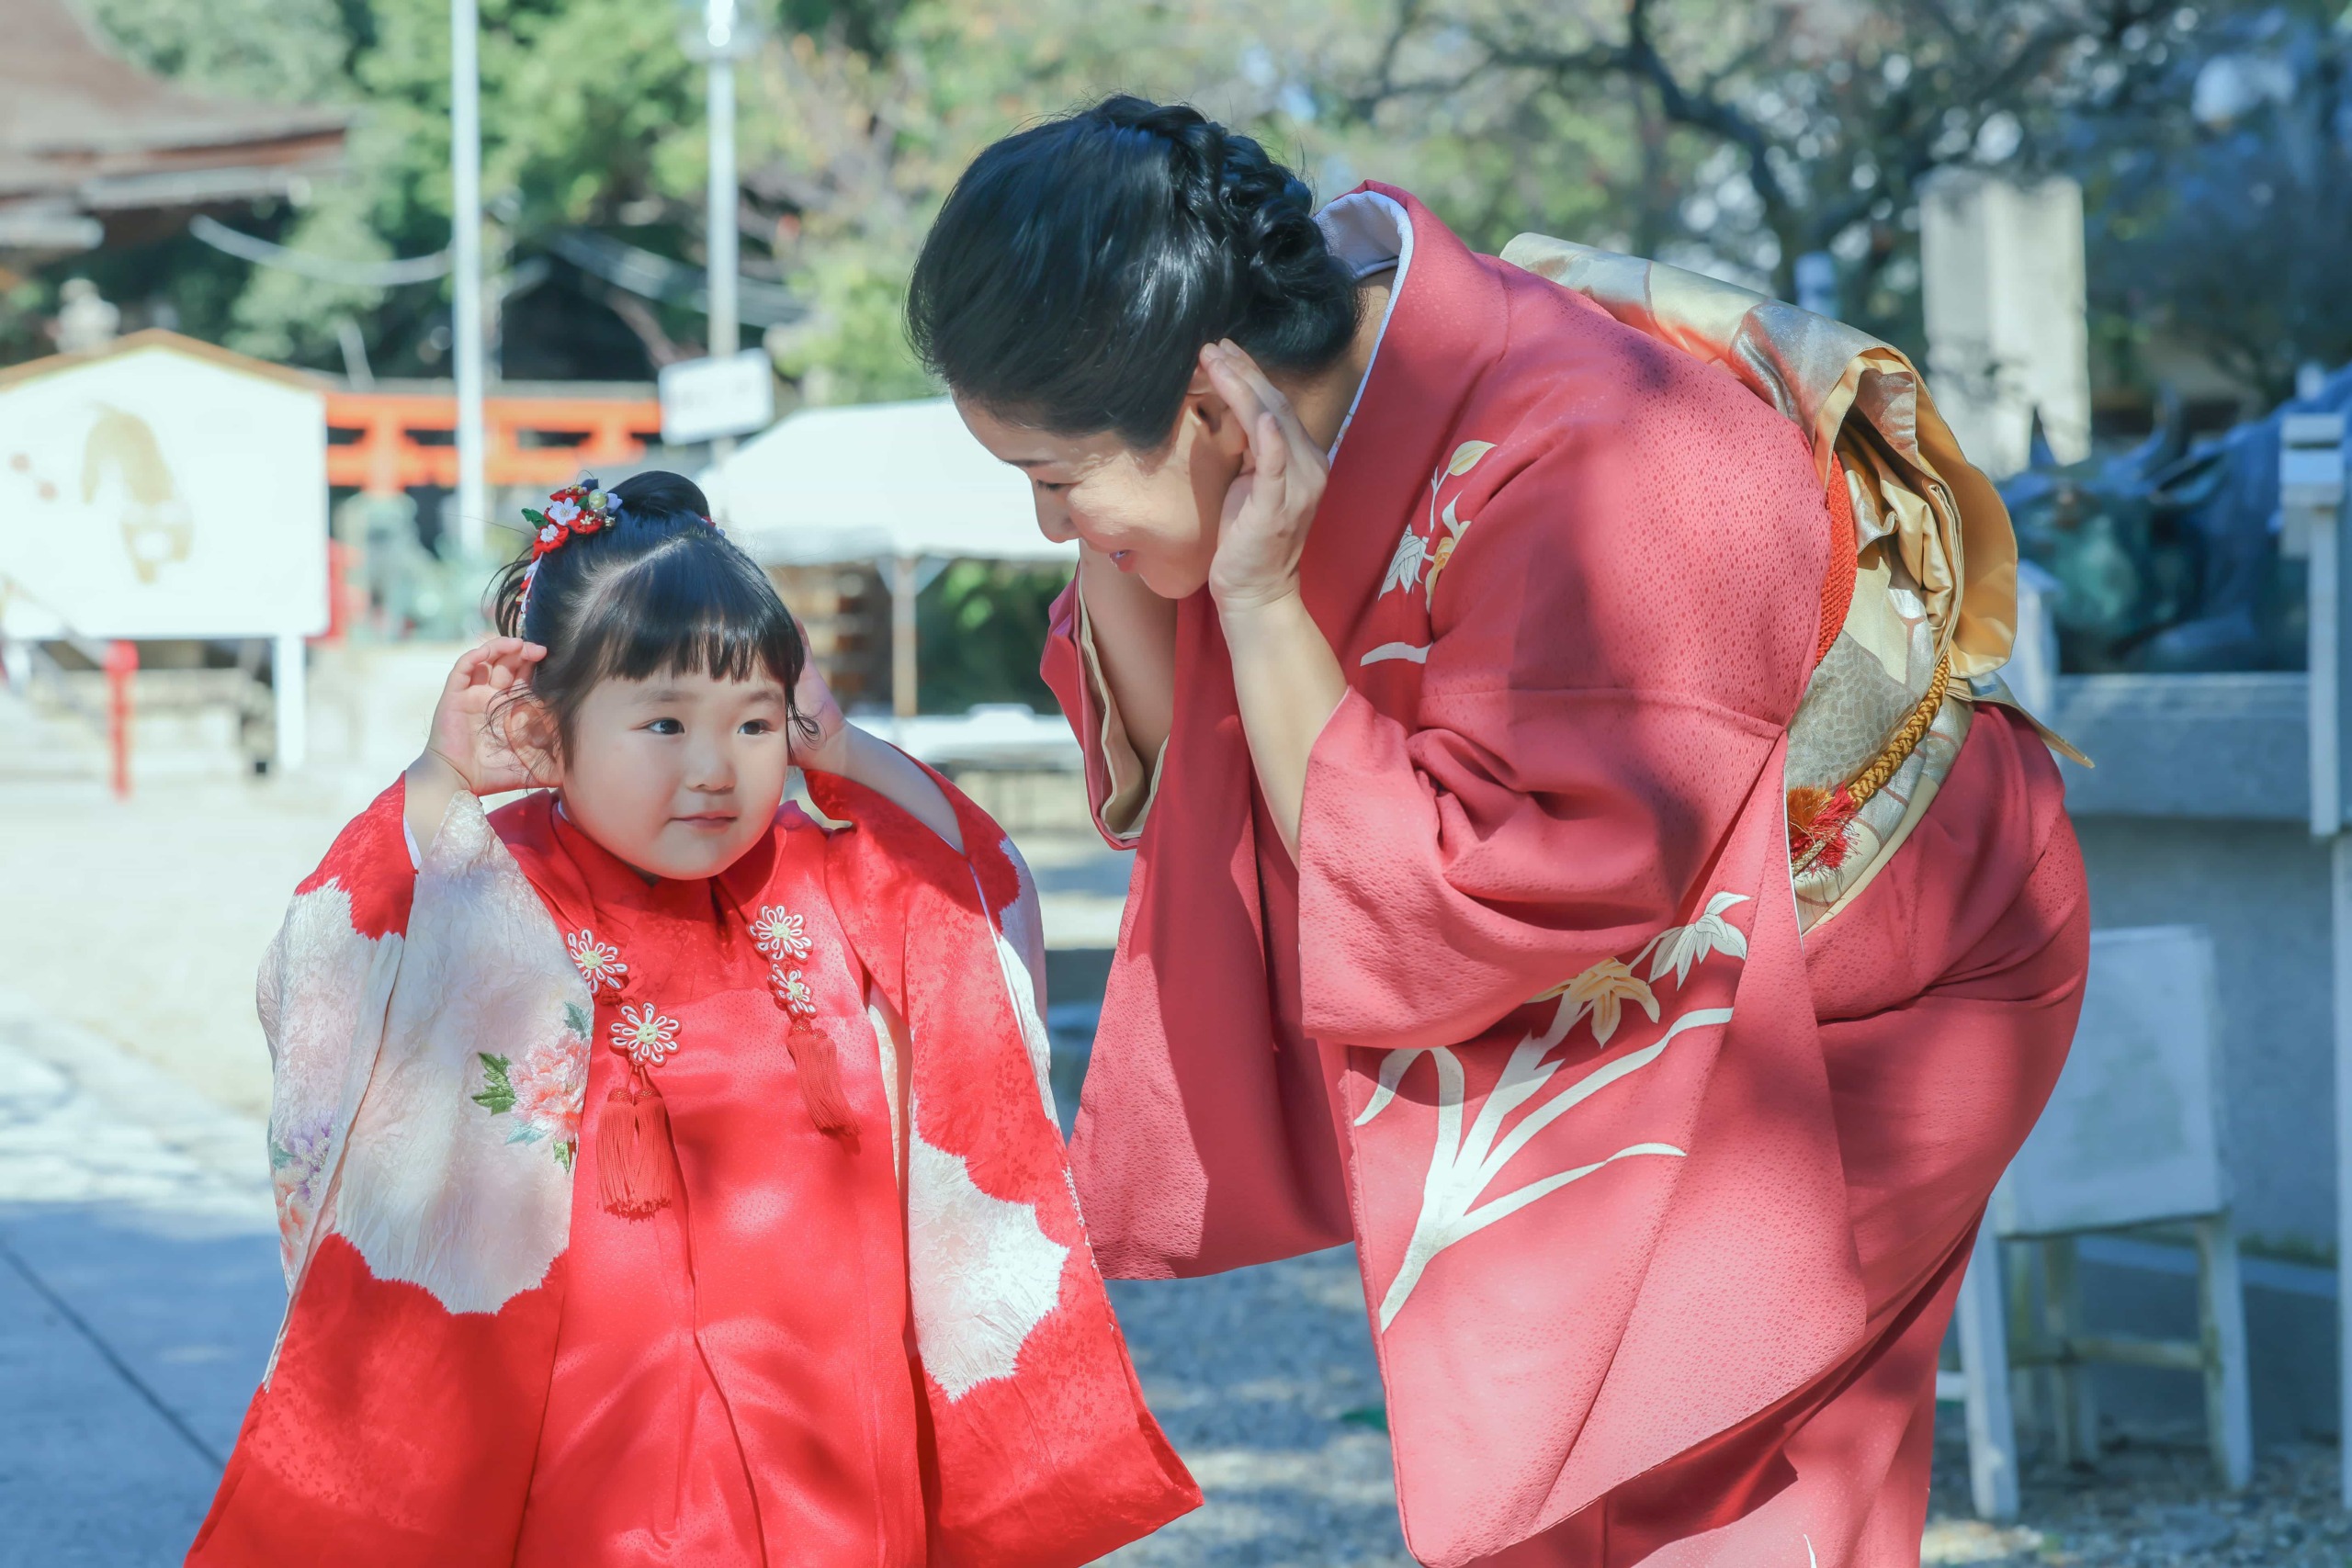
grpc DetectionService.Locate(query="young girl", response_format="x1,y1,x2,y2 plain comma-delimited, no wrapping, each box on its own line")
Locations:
187,472,1196,1568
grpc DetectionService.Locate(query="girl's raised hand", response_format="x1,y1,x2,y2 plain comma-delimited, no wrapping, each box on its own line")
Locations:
422,636,548,795
1200,339,1329,615
786,621,850,775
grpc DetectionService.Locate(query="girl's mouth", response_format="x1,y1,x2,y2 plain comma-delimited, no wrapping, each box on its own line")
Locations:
674,812,737,831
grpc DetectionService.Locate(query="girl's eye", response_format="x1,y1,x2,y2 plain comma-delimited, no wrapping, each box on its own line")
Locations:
1036,479,1070,495
646,717,683,736
740,719,775,736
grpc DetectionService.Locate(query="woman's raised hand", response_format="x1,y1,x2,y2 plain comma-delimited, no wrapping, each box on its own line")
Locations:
420,636,548,796
1201,339,1329,615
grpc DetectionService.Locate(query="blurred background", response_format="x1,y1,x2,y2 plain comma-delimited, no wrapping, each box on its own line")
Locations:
6,0,2352,1563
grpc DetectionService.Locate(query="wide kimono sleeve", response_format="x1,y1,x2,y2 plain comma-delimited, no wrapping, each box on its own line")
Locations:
254,778,417,1282
196,780,589,1568
1295,392,1831,1055
808,767,1200,1567
1040,583,1162,846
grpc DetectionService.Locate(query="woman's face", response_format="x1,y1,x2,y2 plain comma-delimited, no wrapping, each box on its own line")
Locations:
957,389,1248,600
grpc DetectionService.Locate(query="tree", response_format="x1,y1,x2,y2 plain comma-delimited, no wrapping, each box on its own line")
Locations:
2055,5,2352,407
1340,0,2178,354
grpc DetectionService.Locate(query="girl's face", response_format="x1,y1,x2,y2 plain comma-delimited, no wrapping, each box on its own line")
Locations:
956,387,1249,600
546,668,793,880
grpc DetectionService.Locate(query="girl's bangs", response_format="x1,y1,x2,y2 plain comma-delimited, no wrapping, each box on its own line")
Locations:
579,541,798,692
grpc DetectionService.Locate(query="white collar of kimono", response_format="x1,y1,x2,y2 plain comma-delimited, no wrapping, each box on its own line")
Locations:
1314,187,1414,462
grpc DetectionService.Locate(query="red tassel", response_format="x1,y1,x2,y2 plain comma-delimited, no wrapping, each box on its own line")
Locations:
597,1066,677,1217
786,1023,857,1138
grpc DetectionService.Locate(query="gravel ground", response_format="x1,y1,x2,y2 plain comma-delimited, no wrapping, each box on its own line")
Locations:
1102,1249,1414,1566
1924,1434,2352,1566
1100,1243,2352,1567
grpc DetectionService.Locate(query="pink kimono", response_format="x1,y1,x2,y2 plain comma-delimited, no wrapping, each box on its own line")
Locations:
1044,186,2087,1566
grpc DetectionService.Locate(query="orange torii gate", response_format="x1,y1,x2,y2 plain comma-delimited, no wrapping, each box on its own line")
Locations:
324,385,663,496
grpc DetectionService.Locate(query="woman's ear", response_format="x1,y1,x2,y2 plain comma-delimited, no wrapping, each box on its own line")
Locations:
1184,373,1252,468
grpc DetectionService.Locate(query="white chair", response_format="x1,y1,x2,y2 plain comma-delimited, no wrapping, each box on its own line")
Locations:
1937,924,2254,1520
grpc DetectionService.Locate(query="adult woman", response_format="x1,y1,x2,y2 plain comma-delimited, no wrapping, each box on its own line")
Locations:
909,96,2087,1568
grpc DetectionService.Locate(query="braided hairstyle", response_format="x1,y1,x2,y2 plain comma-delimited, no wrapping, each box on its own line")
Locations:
906,96,1362,448
486,470,810,761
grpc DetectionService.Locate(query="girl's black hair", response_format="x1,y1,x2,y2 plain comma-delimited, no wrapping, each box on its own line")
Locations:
905,96,1361,449
488,469,808,759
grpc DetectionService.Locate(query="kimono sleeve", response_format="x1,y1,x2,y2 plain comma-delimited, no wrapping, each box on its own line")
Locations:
1040,581,1161,846
256,779,415,1284
1295,407,1828,1055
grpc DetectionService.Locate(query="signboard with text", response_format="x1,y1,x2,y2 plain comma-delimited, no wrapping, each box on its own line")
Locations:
658,349,776,446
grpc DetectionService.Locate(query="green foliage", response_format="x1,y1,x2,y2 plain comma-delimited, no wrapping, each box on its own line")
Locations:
915,560,1071,714
471,1053,517,1114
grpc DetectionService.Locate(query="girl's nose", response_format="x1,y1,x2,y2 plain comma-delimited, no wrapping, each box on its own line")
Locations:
685,739,735,791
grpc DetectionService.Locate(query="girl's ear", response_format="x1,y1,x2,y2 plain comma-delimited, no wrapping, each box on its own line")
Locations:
497,694,562,788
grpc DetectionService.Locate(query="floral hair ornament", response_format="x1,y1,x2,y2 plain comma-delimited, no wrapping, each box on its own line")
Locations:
514,479,620,617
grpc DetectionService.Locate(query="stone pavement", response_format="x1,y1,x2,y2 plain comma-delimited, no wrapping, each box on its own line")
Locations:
0,988,280,1568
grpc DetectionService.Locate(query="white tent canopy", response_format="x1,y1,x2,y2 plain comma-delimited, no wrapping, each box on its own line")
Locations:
705,396,1072,566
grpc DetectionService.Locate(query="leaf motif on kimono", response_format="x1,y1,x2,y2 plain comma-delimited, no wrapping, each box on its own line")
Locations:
1367,1006,1728,1330
563,1001,592,1039
1531,958,1659,1047
1446,440,1497,476
1641,892,1751,989
471,1053,516,1114
1381,524,1430,598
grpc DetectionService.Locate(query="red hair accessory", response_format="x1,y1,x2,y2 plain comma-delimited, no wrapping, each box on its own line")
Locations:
516,479,619,616
516,479,720,619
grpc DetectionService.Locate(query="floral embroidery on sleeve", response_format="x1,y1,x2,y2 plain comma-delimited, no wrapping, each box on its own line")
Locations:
471,1001,590,1170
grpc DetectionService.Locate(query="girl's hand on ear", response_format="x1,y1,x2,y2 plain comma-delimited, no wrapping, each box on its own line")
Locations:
786,624,851,776
420,636,548,796
1200,339,1329,615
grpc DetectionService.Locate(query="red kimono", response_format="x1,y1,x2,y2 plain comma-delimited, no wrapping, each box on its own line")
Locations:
1045,186,2087,1566
187,770,1196,1567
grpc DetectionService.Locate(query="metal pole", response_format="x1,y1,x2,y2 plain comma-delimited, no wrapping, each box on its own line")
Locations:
704,0,740,463
451,0,487,561
273,631,308,773
891,554,919,721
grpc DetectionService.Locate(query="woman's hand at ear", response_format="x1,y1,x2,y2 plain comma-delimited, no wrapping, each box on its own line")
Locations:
405,637,548,856
1200,340,1330,615
1195,339,1348,861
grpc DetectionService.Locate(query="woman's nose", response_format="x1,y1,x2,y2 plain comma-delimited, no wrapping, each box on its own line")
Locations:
1033,495,1080,546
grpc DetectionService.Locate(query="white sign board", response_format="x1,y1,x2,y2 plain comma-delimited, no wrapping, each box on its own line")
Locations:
1920,172,2093,480
0,337,328,639
659,349,776,446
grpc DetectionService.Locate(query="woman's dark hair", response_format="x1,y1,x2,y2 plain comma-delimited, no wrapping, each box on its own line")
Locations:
906,96,1361,448
488,469,808,760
